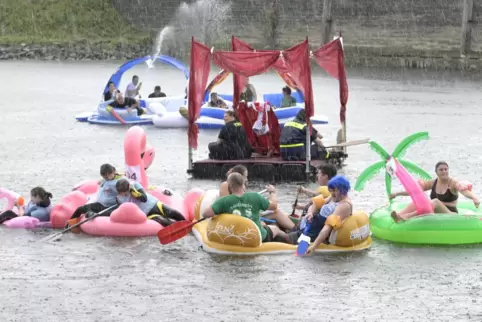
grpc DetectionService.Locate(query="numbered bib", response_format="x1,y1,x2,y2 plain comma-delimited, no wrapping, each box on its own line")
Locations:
125,164,141,182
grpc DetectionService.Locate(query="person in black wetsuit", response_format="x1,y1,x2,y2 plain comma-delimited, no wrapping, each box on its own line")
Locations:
208,110,252,160
390,161,481,222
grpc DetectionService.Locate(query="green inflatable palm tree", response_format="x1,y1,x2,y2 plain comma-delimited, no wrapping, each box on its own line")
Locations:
354,132,432,198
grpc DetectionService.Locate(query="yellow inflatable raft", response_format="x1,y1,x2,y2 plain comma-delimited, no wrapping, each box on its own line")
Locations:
191,190,372,255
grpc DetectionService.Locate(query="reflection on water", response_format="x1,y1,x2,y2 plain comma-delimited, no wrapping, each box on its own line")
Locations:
1,61,482,321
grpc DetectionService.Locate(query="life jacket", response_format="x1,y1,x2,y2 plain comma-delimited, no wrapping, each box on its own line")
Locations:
280,119,307,148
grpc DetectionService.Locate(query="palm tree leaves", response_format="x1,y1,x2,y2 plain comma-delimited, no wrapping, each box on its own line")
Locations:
355,132,430,197
354,161,385,191
399,159,431,180
369,141,390,160
392,132,429,159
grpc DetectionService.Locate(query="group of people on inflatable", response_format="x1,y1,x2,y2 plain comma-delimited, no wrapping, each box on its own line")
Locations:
103,75,168,117
0,163,185,230
208,108,326,161
203,163,352,254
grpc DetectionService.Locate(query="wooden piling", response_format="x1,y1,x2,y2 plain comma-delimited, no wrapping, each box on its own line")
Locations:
461,0,474,56
321,0,333,45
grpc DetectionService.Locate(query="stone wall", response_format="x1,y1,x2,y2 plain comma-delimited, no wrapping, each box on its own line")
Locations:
111,0,482,69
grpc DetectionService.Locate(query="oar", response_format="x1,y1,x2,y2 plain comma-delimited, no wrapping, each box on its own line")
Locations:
291,190,301,216
325,139,370,149
106,105,127,124
40,205,116,242
158,217,208,245
158,189,269,245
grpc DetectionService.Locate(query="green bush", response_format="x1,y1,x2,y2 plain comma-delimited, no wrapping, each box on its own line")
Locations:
0,0,148,44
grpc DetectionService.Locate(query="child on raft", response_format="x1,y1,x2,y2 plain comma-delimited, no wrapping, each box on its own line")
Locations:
66,164,124,227
0,187,53,224
115,179,185,226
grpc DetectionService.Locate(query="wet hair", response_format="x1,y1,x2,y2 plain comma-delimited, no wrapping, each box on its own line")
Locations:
282,86,292,95
154,85,161,91
328,175,351,195
116,179,131,193
317,164,337,179
295,109,306,122
227,165,248,177
31,186,53,207
435,161,449,172
132,75,139,80
227,173,245,191
100,163,116,176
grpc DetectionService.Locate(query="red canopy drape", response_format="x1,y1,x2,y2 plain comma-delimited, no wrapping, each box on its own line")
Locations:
188,38,315,150
231,37,252,109
312,38,349,123
188,38,211,149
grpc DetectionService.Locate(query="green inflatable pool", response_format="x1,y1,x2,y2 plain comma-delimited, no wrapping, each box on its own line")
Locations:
370,201,482,245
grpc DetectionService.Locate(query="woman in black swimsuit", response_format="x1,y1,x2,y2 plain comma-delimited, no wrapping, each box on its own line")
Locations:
390,161,480,222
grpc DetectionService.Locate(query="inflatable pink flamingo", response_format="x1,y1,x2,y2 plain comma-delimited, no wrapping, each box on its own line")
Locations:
386,157,433,215
50,126,189,236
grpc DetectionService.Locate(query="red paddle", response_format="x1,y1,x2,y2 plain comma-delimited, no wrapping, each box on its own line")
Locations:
157,217,209,245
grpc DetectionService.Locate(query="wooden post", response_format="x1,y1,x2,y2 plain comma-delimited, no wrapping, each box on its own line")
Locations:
461,0,474,56
321,0,333,45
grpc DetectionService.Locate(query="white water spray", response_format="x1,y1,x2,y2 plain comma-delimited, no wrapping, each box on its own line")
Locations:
146,26,173,68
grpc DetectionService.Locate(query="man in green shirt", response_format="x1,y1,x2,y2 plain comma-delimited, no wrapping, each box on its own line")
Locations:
203,172,288,242
280,86,297,108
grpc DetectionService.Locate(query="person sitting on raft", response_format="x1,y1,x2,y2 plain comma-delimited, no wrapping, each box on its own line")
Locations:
294,164,338,213
112,93,145,116
0,187,53,224
208,110,252,160
66,164,123,227
115,179,184,226
280,86,297,108
218,165,295,231
125,75,142,98
240,82,257,102
390,161,480,222
279,109,326,161
204,172,289,243
207,92,227,108
148,85,166,98
104,81,120,101
304,175,353,254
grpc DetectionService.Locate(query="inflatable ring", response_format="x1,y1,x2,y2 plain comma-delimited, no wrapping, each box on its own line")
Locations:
190,189,372,255
370,201,482,244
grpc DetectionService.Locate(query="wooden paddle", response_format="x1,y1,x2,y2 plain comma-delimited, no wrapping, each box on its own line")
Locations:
40,205,117,242
291,190,301,216
159,189,268,245
325,139,370,149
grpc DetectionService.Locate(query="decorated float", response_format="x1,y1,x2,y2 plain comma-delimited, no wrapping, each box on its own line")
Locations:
355,132,482,245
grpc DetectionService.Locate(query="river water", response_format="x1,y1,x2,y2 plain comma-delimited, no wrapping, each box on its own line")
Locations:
1,61,482,321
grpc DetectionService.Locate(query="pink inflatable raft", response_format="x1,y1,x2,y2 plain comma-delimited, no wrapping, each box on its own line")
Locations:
0,187,52,229
50,126,204,237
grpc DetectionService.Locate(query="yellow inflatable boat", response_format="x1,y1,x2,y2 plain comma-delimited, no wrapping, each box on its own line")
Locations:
191,190,372,255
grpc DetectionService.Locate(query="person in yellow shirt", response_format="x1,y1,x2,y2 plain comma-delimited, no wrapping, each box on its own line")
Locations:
294,164,337,213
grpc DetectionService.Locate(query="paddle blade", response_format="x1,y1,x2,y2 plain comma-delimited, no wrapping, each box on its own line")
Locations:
296,234,311,256
157,220,195,245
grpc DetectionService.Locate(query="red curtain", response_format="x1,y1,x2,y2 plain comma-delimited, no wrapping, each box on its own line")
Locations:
232,36,253,108
188,38,211,149
281,39,314,121
312,38,349,123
